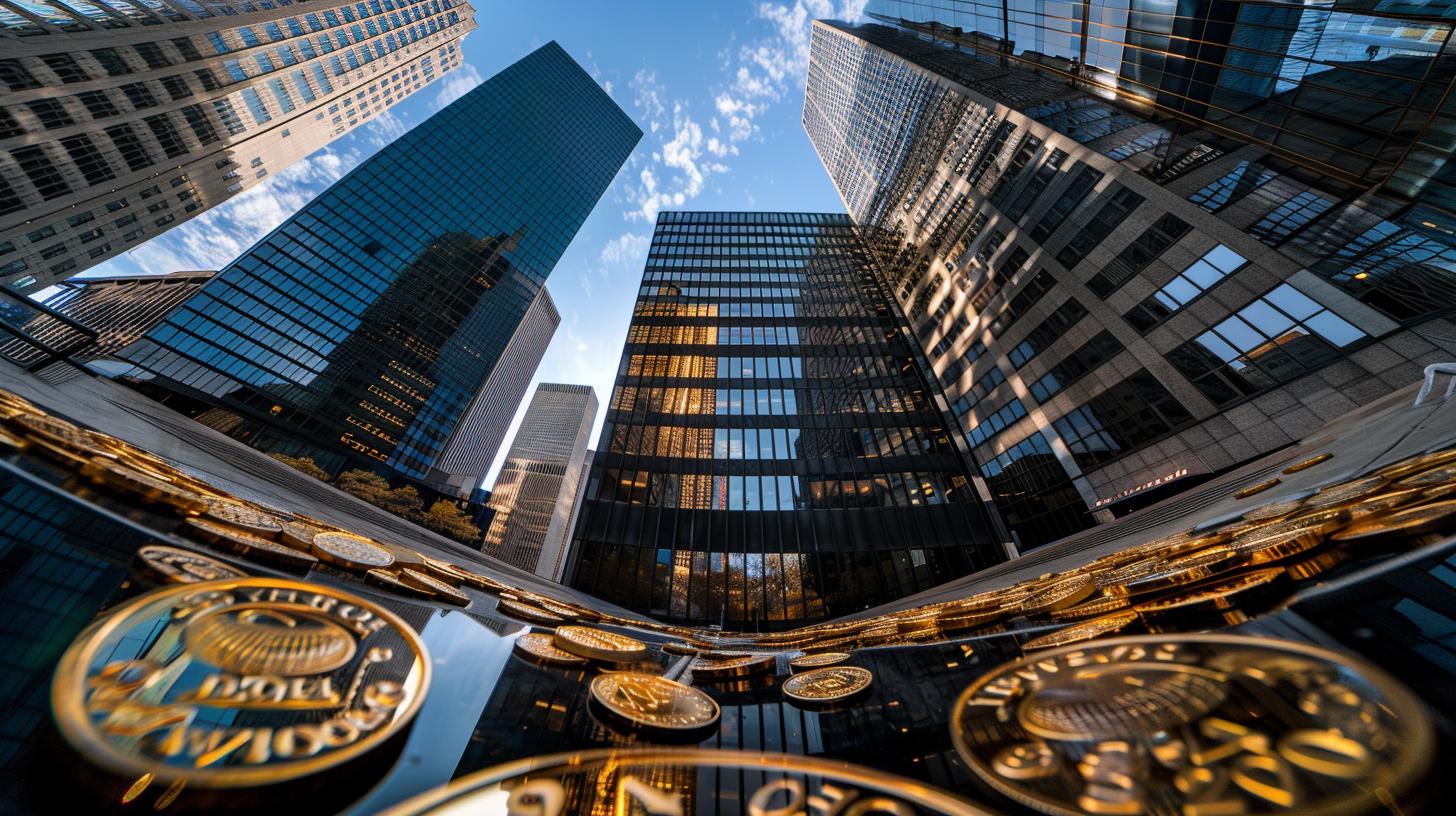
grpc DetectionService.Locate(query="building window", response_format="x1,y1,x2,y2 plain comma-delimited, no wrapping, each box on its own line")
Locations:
1125,245,1247,331
27,99,75,129
1052,370,1192,469
1189,160,1275,212
1168,284,1367,406
1085,213,1190,297
1248,190,1337,246
1028,330,1125,402
12,145,71,200
1055,185,1145,272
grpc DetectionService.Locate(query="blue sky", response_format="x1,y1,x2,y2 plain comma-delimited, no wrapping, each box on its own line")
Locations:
83,0,865,483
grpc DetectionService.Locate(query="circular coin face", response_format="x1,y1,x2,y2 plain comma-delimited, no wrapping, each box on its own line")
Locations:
497,599,566,626
692,653,776,681
589,672,719,732
376,748,992,816
1019,575,1096,615
51,577,431,787
202,498,283,538
554,626,647,662
950,634,1433,816
311,531,396,570
789,651,851,671
513,632,588,666
781,666,872,705
135,544,247,584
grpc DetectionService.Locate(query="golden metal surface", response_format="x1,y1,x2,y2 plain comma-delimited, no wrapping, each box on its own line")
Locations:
788,651,851,671
781,666,873,704
181,518,319,568
201,497,283,538
496,599,566,625
1331,498,1456,543
951,634,1433,816
135,544,247,584
553,625,647,662
310,531,397,570
1022,610,1139,650
50,577,430,787
513,632,588,666
1281,452,1333,474
397,568,470,606
589,672,720,732
691,653,776,681
1233,477,1281,499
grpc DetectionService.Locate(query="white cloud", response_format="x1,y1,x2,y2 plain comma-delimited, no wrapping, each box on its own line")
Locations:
123,150,356,274
432,63,484,111
631,69,667,134
365,110,408,148
600,232,650,269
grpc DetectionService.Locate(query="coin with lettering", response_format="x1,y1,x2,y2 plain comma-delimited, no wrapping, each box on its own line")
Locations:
135,544,247,584
782,666,873,705
311,531,397,570
514,632,588,667
590,672,720,733
789,651,851,671
376,748,993,816
554,626,647,662
51,577,431,787
950,634,1433,816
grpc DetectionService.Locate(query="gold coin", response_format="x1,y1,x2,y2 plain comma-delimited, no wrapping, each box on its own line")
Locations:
554,626,647,662
788,651,851,671
1233,477,1281,499
1331,498,1456,543
279,519,331,551
497,599,566,625
513,632,588,666
311,531,396,570
81,458,208,513
951,634,1433,816
1305,475,1387,509
1048,594,1130,621
937,607,1005,633
1281,452,1333,474
135,544,247,584
1134,568,1289,630
661,641,699,656
52,577,431,788
692,653,776,680
11,412,95,453
1376,448,1456,481
1116,546,1236,596
181,518,319,568
375,748,989,816
1019,574,1096,615
1228,513,1345,565
1396,463,1456,488
1022,610,1138,650
398,568,470,606
202,497,283,538
365,568,416,594
781,666,873,704
589,672,720,732
0,424,27,451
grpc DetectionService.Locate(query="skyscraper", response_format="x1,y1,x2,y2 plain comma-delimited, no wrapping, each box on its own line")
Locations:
428,287,560,498
0,270,214,366
0,0,477,290
803,15,1456,548
116,41,641,487
567,211,1007,628
482,383,597,580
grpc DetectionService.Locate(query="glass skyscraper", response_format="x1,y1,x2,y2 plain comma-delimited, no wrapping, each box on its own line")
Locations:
117,41,641,486
567,211,1007,628
0,0,477,289
804,16,1456,549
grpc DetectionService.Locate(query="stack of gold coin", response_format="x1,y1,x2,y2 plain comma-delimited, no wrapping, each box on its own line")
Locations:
691,653,776,681
1133,568,1289,631
201,497,284,539
554,625,647,662
1022,609,1140,650
497,599,566,625
395,568,470,606
181,517,318,568
513,632,588,666
80,457,208,513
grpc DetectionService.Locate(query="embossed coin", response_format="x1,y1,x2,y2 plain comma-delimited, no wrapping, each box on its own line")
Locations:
692,653,776,680
11,412,96,453
1281,452,1333,474
1115,546,1236,597
135,544,247,584
51,577,430,787
1134,568,1289,630
554,625,647,662
497,599,566,625
81,458,208,513
398,568,470,606
1048,594,1131,622
279,519,332,551
789,651,851,671
181,518,318,568
782,666,873,705
513,632,588,666
590,672,720,732
1022,610,1139,650
377,749,991,816
202,497,284,538
1233,477,1281,499
1330,498,1456,543
951,634,1433,816
1305,475,1388,509
311,531,397,570
1019,574,1096,615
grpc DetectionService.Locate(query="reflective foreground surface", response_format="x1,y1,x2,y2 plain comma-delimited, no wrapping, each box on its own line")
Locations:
0,385,1453,815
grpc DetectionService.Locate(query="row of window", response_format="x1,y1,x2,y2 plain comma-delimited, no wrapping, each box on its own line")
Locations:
593,468,962,511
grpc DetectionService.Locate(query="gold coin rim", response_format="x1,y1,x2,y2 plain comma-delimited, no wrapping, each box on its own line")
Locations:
50,576,432,787
589,672,721,731
135,544,247,583
781,665,873,703
949,633,1435,816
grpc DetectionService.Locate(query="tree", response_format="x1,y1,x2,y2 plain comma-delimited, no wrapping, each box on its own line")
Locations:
269,452,330,481
417,499,482,544
335,469,423,517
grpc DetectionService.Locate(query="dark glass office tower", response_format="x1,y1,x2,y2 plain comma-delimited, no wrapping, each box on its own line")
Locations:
117,42,641,486
567,211,1007,629
804,16,1456,550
